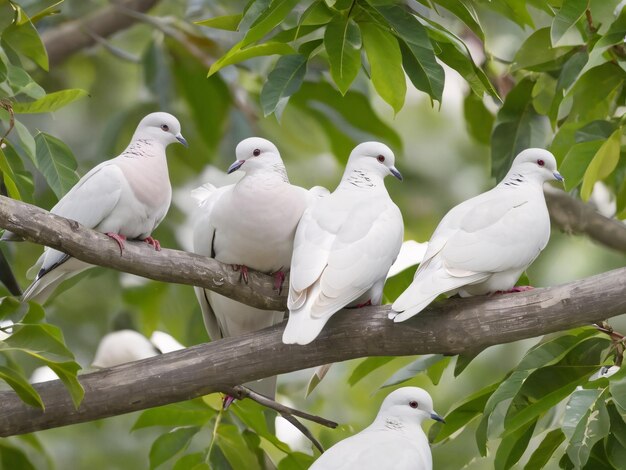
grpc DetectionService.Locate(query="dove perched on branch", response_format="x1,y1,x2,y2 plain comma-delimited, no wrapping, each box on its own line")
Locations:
13,112,187,304
391,148,563,322
283,142,404,346
309,387,444,470
192,137,316,399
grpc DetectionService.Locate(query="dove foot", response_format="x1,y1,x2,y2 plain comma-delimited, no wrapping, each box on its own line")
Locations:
273,270,286,293
105,233,127,255
232,265,249,283
347,299,372,309
493,286,534,295
143,236,161,251
222,394,236,409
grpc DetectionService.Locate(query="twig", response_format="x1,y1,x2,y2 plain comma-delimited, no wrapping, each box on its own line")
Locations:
225,385,338,429
279,413,325,453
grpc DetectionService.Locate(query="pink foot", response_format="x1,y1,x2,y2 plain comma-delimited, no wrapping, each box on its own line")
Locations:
356,299,372,308
105,233,127,255
222,394,236,409
273,270,286,294
232,265,249,283
143,236,161,251
493,286,534,295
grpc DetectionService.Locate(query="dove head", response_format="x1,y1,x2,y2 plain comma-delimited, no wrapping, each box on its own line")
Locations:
133,112,188,148
345,142,403,182
506,148,563,184
377,387,444,426
228,137,286,176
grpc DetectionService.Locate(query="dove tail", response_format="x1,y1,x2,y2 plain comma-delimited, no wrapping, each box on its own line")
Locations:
22,270,71,304
390,294,440,322
282,309,329,345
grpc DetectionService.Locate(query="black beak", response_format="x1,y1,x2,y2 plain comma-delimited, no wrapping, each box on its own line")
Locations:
227,160,245,174
431,412,445,423
176,133,188,147
390,166,403,181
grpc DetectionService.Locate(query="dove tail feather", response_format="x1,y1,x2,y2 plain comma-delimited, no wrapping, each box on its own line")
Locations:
282,309,330,345
390,294,440,322
22,270,71,304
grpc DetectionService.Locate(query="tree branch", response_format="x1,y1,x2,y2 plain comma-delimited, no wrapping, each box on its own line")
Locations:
545,186,626,253
0,267,624,436
0,196,285,311
41,0,161,67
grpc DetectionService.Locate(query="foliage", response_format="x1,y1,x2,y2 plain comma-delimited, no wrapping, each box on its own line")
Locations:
0,0,625,469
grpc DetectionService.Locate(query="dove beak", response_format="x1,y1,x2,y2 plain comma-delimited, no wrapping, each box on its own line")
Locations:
430,412,445,423
227,160,245,174
553,171,564,182
176,133,188,147
390,167,403,181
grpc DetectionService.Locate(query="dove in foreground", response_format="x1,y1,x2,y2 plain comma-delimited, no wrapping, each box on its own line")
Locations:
192,137,315,399
283,142,404,346
17,112,186,304
390,148,563,322
309,387,444,470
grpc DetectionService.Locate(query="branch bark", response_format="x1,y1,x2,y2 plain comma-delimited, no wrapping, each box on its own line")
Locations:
0,267,625,436
545,186,626,253
42,0,160,67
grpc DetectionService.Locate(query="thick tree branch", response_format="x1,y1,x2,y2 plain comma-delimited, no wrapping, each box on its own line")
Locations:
41,0,160,67
0,267,625,436
545,186,626,253
0,196,285,310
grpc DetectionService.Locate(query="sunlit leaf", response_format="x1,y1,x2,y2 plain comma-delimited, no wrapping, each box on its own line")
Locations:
348,357,396,386
215,423,261,469
133,399,216,430
0,363,43,408
381,354,445,388
580,127,622,200
278,452,316,469
12,89,88,114
2,17,49,70
195,14,243,31
208,42,296,77
551,0,588,46
495,418,536,470
149,426,201,469
33,131,79,199
0,146,22,199
513,28,575,72
324,16,361,95
261,54,307,117
524,428,566,469
242,0,301,47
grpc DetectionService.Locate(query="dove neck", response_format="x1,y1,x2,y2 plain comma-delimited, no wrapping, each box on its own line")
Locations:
500,170,541,189
121,138,167,160
339,168,385,190
241,164,290,183
371,413,426,435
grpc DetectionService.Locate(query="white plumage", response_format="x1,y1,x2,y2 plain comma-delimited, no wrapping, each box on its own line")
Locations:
192,137,315,398
283,142,404,346
91,329,159,368
309,387,443,470
20,112,186,304
391,148,563,322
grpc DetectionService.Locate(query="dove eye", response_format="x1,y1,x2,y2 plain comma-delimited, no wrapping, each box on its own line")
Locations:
377,155,385,163
161,124,169,132
253,148,261,157
537,159,545,167
409,401,418,409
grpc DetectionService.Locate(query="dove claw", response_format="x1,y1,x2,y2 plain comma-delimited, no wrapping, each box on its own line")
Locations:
143,236,161,251
232,265,249,283
273,270,286,293
222,394,236,409
493,286,534,295
105,233,127,255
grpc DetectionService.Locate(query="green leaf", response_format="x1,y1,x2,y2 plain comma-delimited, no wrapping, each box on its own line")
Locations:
261,54,307,117
563,389,610,468
0,441,36,470
595,7,626,49
195,14,243,31
5,62,45,99
524,429,566,470
566,63,624,124
278,452,316,469
299,0,334,26
34,131,79,199
560,140,603,191
0,363,43,408
348,357,396,386
12,89,88,114
324,17,361,95
29,1,63,24
2,17,48,70
149,426,201,469
464,94,494,144
381,354,445,388
360,22,405,113
208,42,296,76
548,50,589,124
215,423,261,469
242,0,301,47
373,4,444,102
495,418,537,470
231,399,291,453
513,28,575,72
172,452,204,470
430,0,484,41
0,146,22,199
491,78,550,181
133,400,216,430
580,128,622,200
551,0,589,46
430,382,498,443
616,177,626,219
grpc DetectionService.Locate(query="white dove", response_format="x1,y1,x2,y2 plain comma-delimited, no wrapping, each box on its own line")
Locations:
19,112,187,304
283,142,404,346
390,148,563,322
192,137,313,399
309,387,444,470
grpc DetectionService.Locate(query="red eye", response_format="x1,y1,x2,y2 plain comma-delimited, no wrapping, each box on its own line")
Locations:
409,401,418,409
377,155,385,163
537,159,545,167
253,149,261,157
161,124,169,132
